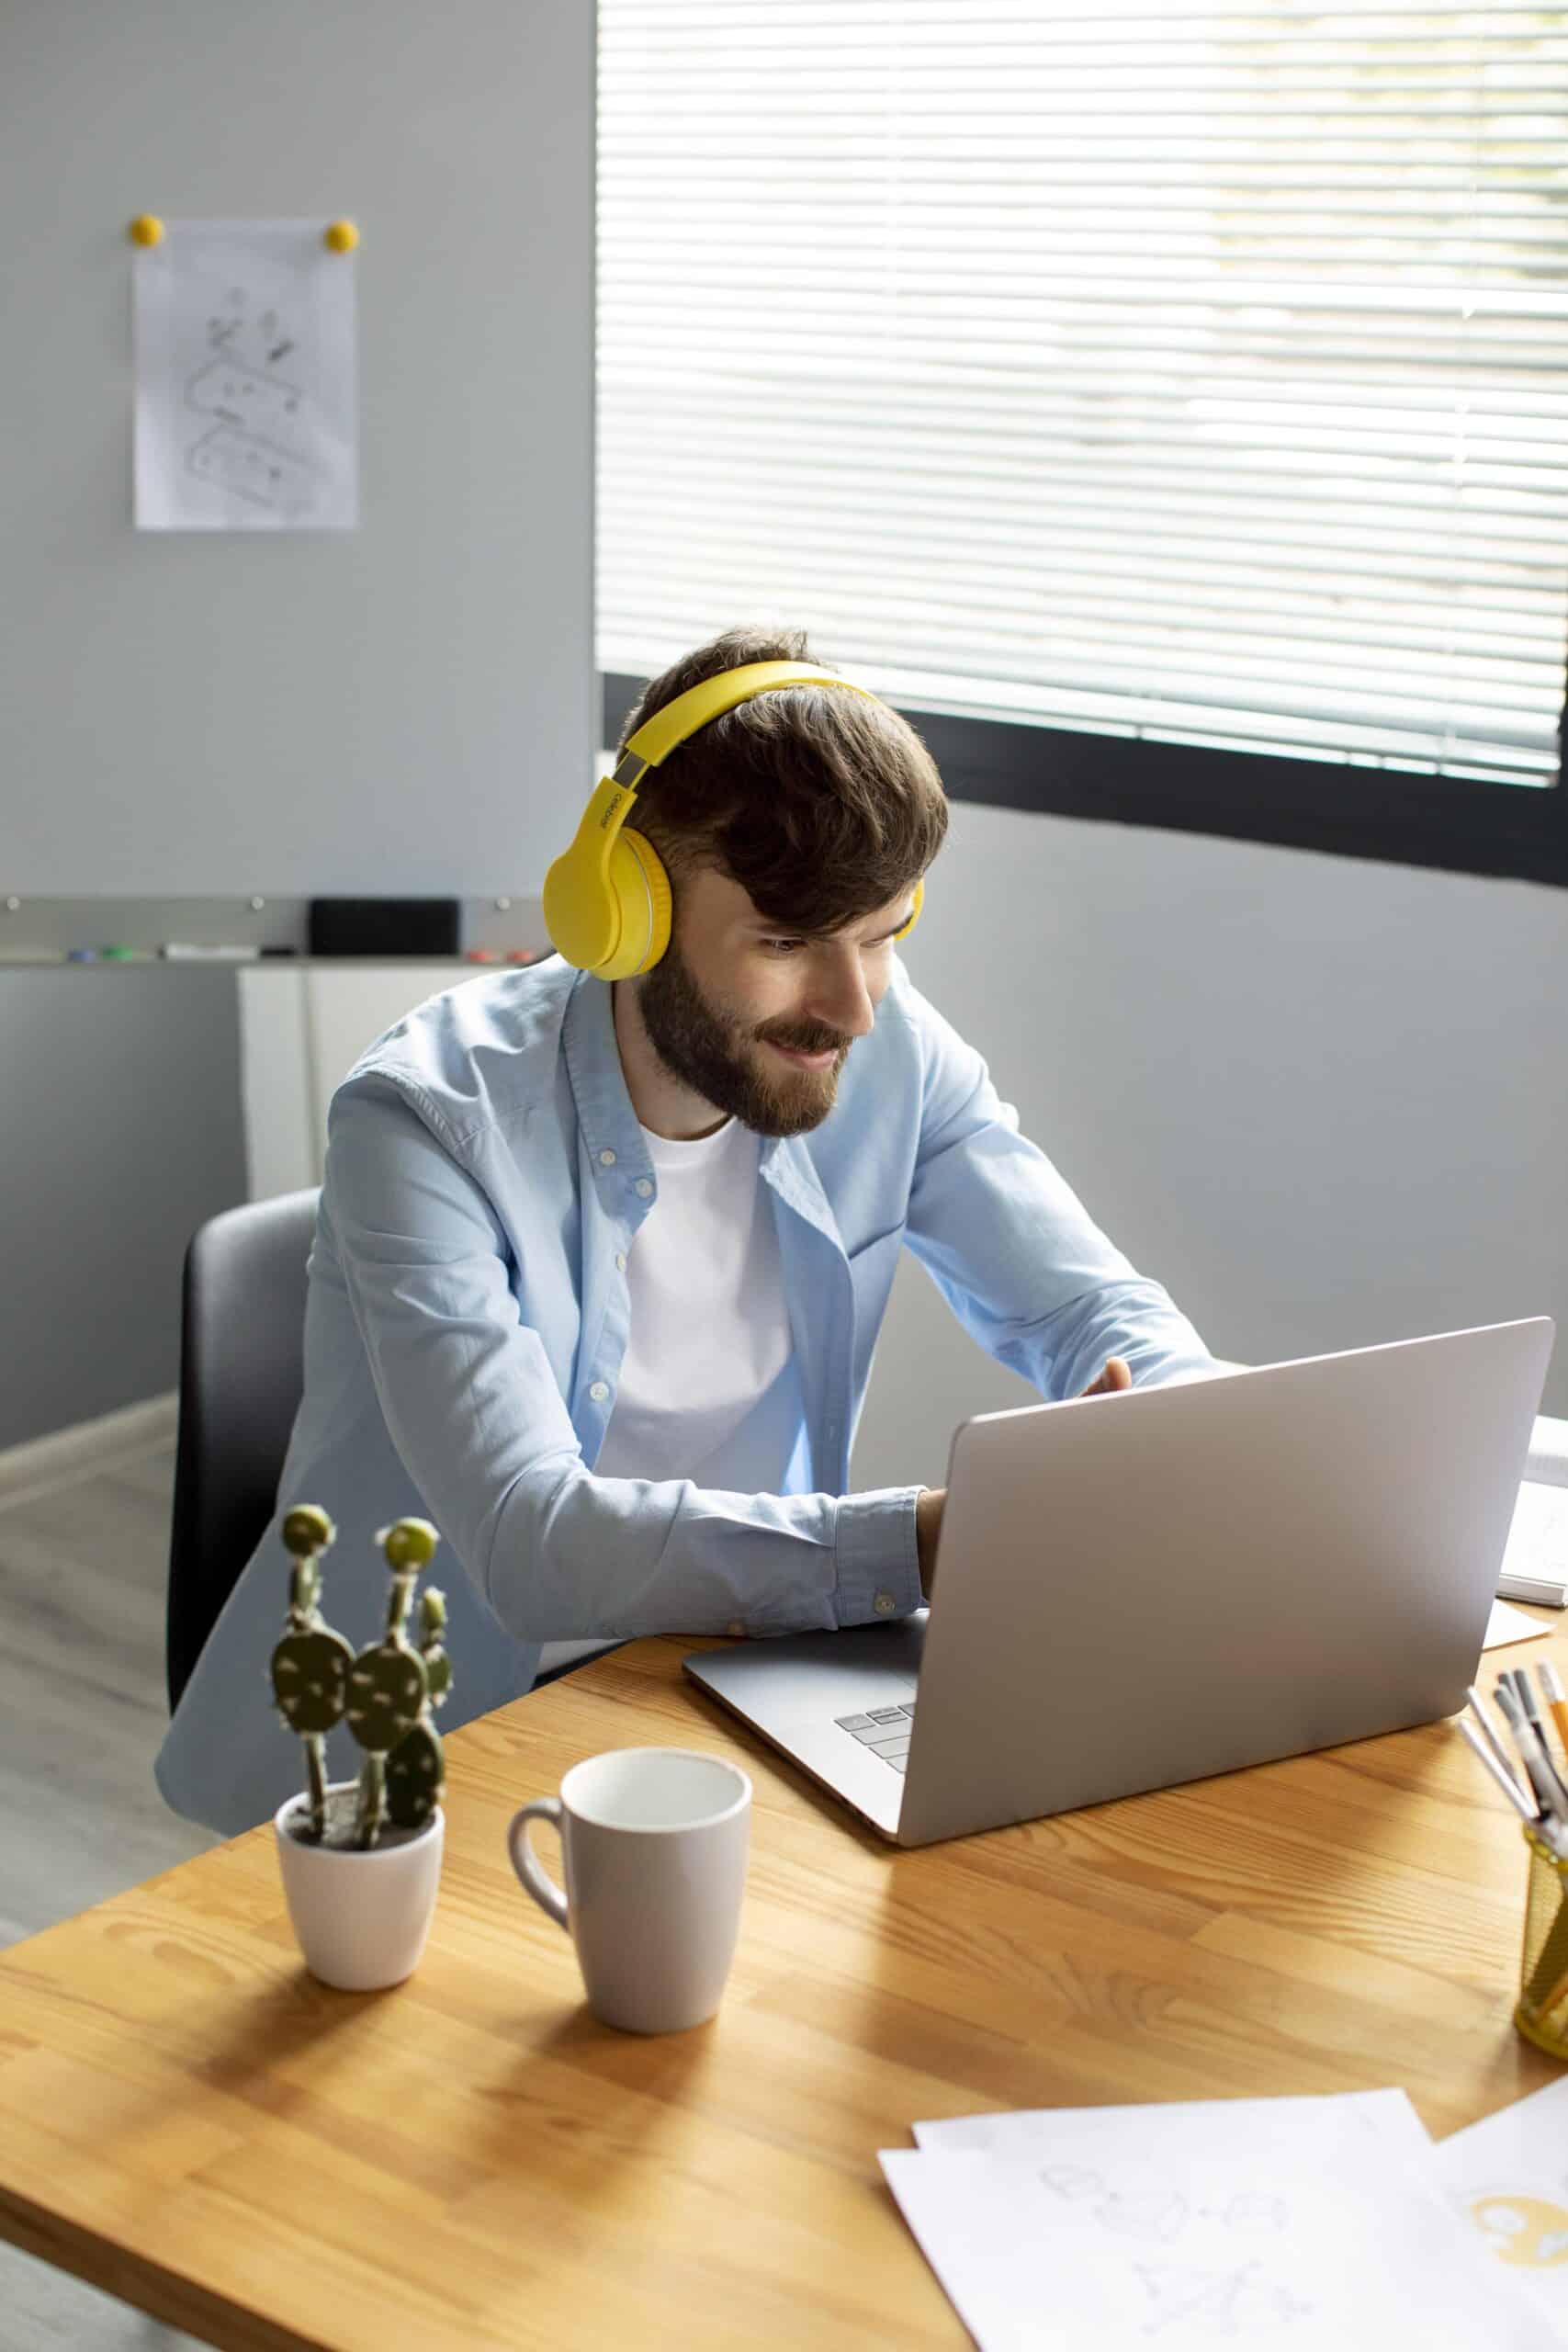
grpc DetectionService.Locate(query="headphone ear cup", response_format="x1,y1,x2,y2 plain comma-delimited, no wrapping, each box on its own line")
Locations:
600,826,672,979
894,876,925,941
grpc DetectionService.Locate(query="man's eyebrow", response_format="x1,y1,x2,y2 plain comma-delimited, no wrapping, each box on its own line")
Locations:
750,905,914,945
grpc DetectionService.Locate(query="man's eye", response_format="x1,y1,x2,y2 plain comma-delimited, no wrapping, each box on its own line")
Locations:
761,937,805,956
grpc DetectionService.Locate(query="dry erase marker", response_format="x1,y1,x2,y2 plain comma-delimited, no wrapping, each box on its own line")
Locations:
160,942,260,960
1507,1668,1568,1813
1493,1679,1568,1835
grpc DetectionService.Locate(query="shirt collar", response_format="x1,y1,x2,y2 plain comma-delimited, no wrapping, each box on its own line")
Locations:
560,966,845,1252
560,970,655,1189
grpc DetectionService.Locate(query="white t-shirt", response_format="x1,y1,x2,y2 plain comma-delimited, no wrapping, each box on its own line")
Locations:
594,1114,798,1493
537,1116,801,1677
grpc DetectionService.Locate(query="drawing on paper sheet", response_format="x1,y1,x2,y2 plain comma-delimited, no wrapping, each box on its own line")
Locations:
1134,2257,1312,2337
181,287,320,515
1471,2191,1568,2268
1040,2164,1290,2246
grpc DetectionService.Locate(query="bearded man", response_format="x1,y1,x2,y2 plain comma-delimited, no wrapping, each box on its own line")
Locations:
158,626,1213,1836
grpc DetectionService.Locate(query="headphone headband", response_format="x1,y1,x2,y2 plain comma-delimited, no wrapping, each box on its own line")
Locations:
615,661,879,782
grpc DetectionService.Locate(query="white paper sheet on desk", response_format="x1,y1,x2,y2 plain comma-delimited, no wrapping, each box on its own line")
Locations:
883,2093,1541,2350
1429,2075,1568,2337
912,2085,1430,2160
1484,1595,1553,1648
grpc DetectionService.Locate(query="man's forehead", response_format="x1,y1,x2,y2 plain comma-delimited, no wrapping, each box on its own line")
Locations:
702,865,913,939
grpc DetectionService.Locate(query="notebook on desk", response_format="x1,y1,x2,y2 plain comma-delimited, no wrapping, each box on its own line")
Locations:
684,1317,1555,1847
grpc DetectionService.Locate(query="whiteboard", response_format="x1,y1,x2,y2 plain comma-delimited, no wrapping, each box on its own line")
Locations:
1,0,594,898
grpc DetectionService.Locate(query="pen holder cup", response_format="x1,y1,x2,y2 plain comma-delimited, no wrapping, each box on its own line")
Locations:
1514,1827,1568,2060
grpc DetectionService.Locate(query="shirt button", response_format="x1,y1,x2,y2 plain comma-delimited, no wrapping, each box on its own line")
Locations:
589,1380,610,1403
615,1251,626,1272
599,1148,616,1166
635,1177,653,1198
726,1620,744,1638
874,1591,897,1617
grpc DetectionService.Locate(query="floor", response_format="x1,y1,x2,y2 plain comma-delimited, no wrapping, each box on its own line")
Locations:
1,1413,217,2350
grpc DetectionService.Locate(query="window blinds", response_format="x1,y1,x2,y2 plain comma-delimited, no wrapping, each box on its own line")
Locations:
598,3,1568,787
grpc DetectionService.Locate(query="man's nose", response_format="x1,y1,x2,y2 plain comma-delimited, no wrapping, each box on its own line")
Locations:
807,955,877,1039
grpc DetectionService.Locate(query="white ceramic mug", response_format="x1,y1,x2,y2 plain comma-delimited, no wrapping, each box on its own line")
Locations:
507,1747,752,2033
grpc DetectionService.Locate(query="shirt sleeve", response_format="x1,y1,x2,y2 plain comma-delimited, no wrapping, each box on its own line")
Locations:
324,1080,925,1645
900,989,1217,1399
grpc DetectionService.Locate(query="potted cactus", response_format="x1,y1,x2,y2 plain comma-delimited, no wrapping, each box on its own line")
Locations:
269,1505,454,1990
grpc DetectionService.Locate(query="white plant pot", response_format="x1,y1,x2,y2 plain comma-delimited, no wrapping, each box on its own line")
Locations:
274,1781,445,1991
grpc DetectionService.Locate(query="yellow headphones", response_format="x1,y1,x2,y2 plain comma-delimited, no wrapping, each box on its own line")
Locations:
542,660,925,981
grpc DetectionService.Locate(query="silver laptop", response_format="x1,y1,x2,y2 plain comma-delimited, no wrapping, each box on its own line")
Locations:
683,1318,1555,1847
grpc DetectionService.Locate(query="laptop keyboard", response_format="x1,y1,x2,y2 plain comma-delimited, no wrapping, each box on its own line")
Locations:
835,1702,917,1774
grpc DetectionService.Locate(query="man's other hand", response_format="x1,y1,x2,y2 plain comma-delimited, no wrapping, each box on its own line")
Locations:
916,1487,945,1601
918,1358,1131,1602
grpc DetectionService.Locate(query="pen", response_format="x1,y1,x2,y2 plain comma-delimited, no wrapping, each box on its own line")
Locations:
1456,1718,1540,1827
1465,1684,1525,1794
1506,1668,1568,1814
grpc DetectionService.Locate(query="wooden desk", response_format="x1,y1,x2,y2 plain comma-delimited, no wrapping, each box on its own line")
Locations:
2,1627,1563,2350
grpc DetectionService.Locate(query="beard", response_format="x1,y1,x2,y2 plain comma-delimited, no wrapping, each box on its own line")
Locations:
634,938,852,1139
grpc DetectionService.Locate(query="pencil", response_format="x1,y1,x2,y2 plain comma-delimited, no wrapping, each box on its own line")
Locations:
1540,1661,1568,1764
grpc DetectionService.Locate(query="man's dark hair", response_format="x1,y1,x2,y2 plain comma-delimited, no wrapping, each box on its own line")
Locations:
616,625,948,934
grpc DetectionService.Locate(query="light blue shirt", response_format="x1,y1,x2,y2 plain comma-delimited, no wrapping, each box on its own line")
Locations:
156,955,1213,1835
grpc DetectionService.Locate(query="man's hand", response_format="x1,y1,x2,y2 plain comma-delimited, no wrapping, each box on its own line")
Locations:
916,1359,1130,1603
916,1487,945,1601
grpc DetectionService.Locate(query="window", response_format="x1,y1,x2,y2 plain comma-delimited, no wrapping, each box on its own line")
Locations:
599,2,1568,884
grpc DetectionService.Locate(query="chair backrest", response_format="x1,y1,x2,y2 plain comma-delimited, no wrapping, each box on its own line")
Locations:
166,1188,321,1712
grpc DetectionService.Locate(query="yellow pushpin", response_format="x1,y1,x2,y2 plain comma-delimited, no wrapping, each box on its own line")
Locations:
128,215,164,247
323,220,359,254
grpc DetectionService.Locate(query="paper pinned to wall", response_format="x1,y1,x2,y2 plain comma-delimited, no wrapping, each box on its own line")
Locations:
133,220,356,530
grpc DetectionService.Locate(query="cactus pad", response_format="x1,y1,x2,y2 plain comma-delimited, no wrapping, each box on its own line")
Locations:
344,1639,430,1753
271,1626,355,1735
378,1517,439,1570
386,1720,446,1829
418,1588,452,1706
283,1504,336,1556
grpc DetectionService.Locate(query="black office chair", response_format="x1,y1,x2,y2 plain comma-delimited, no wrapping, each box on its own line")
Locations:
166,1188,320,1713
165,1182,614,1714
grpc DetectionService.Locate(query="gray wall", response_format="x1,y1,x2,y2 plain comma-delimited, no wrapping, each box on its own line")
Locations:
2,0,1562,1480
850,798,1568,1489
0,972,244,1447
0,0,593,1449
3,0,594,897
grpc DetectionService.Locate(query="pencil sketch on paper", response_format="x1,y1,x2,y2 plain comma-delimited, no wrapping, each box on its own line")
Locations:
1134,2257,1313,2338
180,291,321,517
1039,2163,1290,2247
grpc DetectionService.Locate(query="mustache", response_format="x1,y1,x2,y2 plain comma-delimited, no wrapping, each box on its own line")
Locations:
754,1020,851,1057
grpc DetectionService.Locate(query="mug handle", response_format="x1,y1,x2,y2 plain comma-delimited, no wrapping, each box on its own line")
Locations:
507,1798,569,1929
